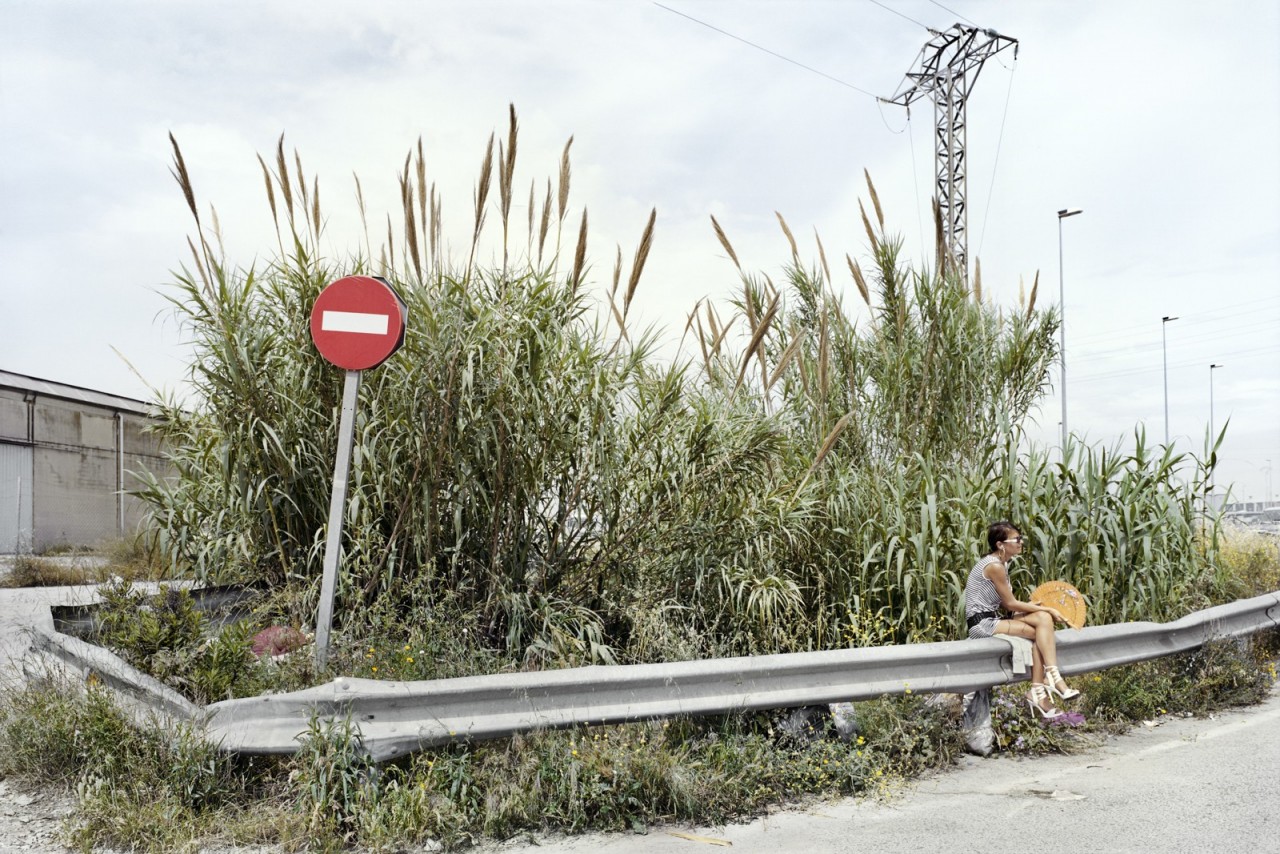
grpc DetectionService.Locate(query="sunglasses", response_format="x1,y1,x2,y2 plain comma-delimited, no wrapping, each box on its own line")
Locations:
1002,536,1025,544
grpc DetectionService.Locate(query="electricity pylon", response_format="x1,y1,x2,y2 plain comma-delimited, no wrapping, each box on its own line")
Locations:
881,24,1018,285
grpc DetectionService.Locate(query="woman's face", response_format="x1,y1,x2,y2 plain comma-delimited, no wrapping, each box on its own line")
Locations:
1000,530,1025,557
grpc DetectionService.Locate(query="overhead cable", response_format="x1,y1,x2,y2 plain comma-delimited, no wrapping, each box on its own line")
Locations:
653,2,879,98
866,0,932,30
975,54,1017,261
926,0,978,26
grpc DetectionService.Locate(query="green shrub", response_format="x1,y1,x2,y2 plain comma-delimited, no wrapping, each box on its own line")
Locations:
1171,637,1275,710
94,579,204,665
0,678,278,854
0,679,128,782
288,714,369,850
297,695,960,850
1085,638,1275,722
90,579,268,704
1216,524,1280,596
1,555,97,588
0,537,168,589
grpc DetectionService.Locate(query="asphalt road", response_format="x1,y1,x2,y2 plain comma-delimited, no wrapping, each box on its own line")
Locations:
494,683,1280,854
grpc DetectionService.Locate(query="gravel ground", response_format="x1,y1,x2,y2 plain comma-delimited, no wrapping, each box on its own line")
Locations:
0,583,96,854
0,779,75,853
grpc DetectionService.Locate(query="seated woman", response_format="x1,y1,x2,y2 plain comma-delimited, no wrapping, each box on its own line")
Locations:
964,520,1079,719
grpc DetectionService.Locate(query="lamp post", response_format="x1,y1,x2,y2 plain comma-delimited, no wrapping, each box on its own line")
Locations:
1057,208,1082,450
1162,315,1179,446
1209,362,1223,444
1209,362,1223,502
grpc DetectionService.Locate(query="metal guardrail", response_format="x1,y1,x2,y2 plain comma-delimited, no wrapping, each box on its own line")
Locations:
29,625,202,724
29,591,1280,763
1055,593,1280,674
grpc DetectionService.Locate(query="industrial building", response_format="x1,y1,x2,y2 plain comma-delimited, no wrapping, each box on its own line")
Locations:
0,370,167,553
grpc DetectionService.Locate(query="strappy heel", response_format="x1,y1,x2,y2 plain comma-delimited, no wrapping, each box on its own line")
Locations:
1027,684,1063,720
1044,665,1080,701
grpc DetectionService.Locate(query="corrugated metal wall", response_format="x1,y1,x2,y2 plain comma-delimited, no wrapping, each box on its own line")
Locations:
0,444,34,553
0,374,167,553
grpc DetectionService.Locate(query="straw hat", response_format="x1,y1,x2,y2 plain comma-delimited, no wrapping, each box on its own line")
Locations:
1030,580,1087,629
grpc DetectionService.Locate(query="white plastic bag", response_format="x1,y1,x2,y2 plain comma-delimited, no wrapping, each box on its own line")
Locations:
961,689,994,756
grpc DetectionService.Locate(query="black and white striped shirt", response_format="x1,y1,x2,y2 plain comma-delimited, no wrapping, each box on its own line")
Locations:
964,554,1003,639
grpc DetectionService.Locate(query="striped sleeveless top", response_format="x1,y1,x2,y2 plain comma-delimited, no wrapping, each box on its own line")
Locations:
964,554,1004,639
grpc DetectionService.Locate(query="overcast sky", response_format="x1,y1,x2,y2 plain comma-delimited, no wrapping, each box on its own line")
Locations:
2,0,1277,502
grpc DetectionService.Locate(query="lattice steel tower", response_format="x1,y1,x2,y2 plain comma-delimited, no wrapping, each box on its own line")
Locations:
882,24,1018,284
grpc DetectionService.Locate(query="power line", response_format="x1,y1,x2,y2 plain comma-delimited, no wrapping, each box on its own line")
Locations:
926,0,977,26
1068,317,1280,363
908,113,926,257
975,54,1017,261
653,2,879,98
1073,343,1280,384
1068,319,1280,357
1064,295,1280,348
866,0,931,30
875,97,909,134
1069,338,1278,372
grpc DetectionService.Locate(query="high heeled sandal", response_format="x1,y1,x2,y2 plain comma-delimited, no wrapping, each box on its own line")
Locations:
1027,684,1063,720
1044,665,1081,701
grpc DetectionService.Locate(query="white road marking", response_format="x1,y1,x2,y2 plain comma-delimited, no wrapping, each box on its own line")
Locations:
1132,702,1280,757
322,310,389,335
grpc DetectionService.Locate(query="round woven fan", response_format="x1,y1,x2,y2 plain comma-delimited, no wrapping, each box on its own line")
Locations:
1031,580,1087,629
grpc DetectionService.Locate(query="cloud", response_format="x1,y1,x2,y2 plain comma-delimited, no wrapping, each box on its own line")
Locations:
1,0,1276,497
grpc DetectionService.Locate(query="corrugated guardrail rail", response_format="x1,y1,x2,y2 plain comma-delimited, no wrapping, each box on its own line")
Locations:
29,590,1280,763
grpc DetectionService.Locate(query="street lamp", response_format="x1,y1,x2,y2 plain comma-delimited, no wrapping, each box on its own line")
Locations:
1209,363,1223,501
1209,362,1223,444
1162,315,1179,445
1057,208,1083,449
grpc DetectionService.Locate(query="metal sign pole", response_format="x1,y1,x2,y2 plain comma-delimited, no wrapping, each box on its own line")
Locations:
315,369,362,670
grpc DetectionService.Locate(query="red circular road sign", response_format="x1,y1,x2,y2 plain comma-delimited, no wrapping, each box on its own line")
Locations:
309,276,408,370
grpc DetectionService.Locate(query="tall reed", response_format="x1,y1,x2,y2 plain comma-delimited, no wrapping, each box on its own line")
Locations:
136,108,1228,668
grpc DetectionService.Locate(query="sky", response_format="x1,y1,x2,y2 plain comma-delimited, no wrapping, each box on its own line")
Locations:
2,0,1278,503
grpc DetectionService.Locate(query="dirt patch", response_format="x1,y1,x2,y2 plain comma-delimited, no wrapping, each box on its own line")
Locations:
0,778,75,853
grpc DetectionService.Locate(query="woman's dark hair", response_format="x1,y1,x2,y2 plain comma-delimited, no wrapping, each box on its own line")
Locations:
987,520,1020,552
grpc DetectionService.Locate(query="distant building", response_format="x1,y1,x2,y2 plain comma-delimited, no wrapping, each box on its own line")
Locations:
1222,499,1280,519
0,370,167,553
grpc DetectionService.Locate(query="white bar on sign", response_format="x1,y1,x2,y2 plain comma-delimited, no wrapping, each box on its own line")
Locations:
322,310,390,335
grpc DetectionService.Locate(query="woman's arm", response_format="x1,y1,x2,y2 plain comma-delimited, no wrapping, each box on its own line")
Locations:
984,560,1066,621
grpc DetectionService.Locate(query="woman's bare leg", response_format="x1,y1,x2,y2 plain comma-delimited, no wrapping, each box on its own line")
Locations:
994,619,1054,711
1000,612,1077,698
999,612,1057,663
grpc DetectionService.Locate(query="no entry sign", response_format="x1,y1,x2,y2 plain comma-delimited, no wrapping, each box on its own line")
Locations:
310,274,409,669
309,275,408,370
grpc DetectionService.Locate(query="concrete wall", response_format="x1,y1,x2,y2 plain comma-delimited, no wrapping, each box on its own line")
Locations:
0,375,168,553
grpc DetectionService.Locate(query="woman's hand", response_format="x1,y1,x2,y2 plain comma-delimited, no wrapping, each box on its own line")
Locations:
1043,606,1067,623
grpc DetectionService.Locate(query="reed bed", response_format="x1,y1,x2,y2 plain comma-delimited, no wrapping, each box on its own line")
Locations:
136,107,1229,669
